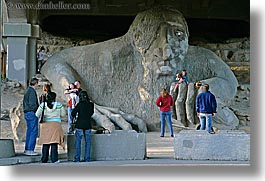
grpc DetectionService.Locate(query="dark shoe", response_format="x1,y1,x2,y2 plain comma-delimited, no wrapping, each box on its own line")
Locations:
73,160,80,162
171,135,174,137
209,131,215,134
160,135,164,137
41,157,48,163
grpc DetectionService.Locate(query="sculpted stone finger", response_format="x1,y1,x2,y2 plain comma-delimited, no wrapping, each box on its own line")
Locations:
185,83,196,126
175,83,188,126
92,109,115,132
95,106,132,130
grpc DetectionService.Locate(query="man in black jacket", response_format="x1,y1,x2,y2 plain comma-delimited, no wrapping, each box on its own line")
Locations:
23,78,39,156
72,91,94,162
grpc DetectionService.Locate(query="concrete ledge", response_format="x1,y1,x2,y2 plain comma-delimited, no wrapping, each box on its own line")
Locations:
0,139,15,158
174,130,250,161
0,153,67,166
67,130,146,161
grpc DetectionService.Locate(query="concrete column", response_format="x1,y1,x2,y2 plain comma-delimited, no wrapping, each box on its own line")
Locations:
0,0,2,137
6,37,29,86
28,38,37,79
3,23,40,87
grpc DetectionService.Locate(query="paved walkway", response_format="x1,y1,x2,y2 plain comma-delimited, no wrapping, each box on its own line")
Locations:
0,132,250,166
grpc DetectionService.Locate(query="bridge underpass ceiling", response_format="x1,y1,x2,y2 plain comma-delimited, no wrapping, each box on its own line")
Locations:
4,0,249,42
5,0,249,25
37,0,249,22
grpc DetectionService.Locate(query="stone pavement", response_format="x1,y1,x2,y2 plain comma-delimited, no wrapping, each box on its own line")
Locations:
0,132,250,166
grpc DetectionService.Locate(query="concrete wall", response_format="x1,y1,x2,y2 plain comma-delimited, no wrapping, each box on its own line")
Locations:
67,130,146,161
37,31,95,55
196,38,250,84
174,130,250,161
197,38,250,63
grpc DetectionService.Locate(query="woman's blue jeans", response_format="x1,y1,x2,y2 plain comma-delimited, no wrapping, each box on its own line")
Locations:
68,107,74,133
160,111,174,136
74,129,91,162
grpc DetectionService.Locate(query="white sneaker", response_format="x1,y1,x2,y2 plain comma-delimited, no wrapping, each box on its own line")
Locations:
24,150,39,156
53,160,60,164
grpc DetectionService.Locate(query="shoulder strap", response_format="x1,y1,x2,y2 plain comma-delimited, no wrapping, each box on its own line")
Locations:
40,102,45,123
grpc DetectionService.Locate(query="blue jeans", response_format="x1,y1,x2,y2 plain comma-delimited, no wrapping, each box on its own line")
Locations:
74,129,91,162
68,107,74,133
199,113,213,132
24,112,38,151
160,111,174,136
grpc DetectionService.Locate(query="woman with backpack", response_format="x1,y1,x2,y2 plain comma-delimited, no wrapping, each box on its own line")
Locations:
35,92,66,163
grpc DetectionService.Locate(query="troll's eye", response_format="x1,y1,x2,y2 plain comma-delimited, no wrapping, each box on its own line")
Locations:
176,31,183,37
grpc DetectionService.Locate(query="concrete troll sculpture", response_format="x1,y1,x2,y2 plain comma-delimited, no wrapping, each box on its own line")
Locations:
41,7,239,132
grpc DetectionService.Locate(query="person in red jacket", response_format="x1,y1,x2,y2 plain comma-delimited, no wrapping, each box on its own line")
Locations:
156,88,174,137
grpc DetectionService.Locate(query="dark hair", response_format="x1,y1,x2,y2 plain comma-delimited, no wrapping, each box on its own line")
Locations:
160,88,167,93
69,83,76,89
203,84,209,91
181,69,187,75
43,84,51,93
46,92,56,109
79,91,89,103
30,78,38,86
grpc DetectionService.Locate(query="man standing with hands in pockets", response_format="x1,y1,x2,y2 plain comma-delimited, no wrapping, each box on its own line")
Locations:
196,84,217,134
23,78,39,155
